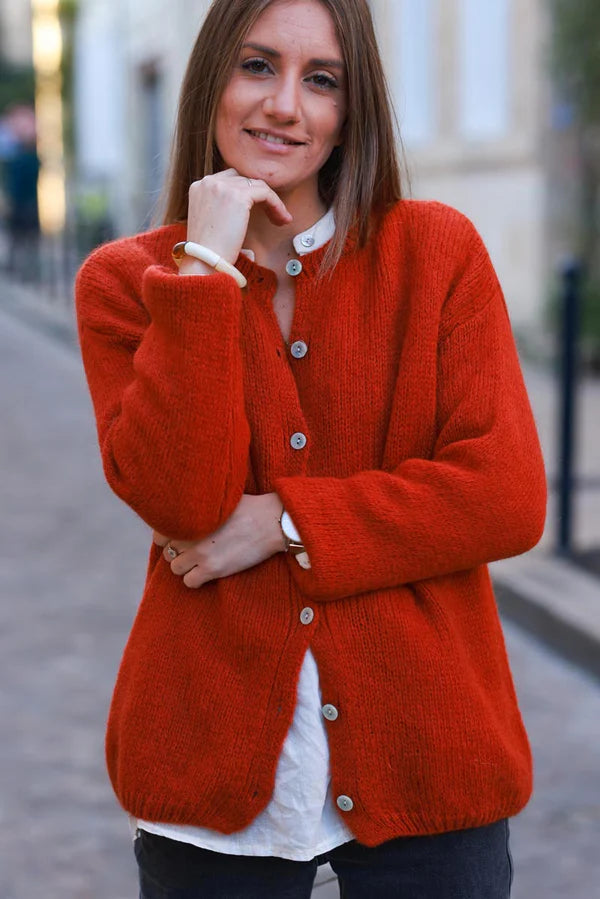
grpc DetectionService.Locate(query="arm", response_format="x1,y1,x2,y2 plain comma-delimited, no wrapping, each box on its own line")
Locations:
75,254,251,540
76,169,292,541
274,243,547,601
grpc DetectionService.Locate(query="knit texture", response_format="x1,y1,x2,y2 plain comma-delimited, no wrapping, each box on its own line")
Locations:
75,200,546,846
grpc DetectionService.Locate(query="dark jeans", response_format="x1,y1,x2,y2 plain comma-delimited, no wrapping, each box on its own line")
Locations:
134,818,514,898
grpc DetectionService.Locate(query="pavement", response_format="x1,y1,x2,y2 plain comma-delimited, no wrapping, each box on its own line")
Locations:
0,276,599,897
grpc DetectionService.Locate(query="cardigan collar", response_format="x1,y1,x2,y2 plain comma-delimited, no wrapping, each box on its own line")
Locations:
239,208,335,262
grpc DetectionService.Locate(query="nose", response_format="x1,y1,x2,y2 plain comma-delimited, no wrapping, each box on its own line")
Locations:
263,73,301,124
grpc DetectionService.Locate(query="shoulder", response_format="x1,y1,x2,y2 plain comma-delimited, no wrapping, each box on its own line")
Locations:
366,200,503,332
75,222,185,332
378,199,484,256
371,199,495,287
77,222,185,286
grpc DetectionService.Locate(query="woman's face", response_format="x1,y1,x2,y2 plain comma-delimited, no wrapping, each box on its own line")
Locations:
215,0,347,204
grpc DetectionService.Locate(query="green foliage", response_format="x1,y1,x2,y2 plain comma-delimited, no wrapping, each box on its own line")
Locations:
59,0,78,19
0,64,35,115
580,281,600,370
546,278,600,369
59,0,79,157
582,281,600,341
552,0,600,124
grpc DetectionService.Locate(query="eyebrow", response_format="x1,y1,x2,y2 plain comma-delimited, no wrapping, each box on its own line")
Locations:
242,42,345,70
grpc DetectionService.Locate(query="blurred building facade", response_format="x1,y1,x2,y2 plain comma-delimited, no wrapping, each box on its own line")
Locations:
376,0,551,327
0,0,32,66
73,0,552,327
74,0,212,236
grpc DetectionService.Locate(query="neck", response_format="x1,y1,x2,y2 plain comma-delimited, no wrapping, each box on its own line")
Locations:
245,189,327,265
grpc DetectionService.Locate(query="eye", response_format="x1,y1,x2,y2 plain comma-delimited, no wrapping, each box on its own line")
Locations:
307,72,338,90
241,57,272,75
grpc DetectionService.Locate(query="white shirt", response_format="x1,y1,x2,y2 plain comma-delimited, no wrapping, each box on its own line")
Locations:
135,209,354,861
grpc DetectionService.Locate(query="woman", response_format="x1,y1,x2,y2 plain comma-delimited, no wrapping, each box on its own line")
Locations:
75,0,547,896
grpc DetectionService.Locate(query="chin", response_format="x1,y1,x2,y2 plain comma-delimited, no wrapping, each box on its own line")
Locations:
258,171,311,196
242,159,317,193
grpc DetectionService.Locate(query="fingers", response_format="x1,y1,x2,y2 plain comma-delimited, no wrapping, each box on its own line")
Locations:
167,549,197,575
183,567,206,589
162,542,178,563
164,545,215,589
245,179,292,226
162,544,200,586
192,170,292,225
218,170,292,224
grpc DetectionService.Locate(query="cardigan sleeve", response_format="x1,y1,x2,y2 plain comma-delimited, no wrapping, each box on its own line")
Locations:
274,236,547,602
75,245,250,540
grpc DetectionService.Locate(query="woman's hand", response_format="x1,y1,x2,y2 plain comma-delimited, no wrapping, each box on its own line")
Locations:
153,493,286,589
186,169,292,264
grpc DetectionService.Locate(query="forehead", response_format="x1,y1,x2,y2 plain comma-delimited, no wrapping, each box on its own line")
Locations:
246,0,342,57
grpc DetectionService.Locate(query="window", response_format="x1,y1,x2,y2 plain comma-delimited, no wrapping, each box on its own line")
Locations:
459,0,510,139
396,0,435,145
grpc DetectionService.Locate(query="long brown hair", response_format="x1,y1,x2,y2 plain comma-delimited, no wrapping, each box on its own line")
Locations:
162,0,403,272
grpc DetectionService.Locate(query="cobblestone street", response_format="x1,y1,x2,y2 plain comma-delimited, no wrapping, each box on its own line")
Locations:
1,302,599,898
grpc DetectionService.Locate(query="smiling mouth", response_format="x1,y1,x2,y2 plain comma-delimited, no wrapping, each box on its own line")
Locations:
245,130,305,146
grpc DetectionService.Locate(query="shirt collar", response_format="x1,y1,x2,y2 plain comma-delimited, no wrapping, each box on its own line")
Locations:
240,208,335,262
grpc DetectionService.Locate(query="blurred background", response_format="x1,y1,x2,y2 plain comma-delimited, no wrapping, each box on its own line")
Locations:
0,1,598,897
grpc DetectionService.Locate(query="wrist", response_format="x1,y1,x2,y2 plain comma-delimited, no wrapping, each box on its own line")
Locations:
176,257,214,277
173,240,247,288
264,493,287,554
186,234,233,264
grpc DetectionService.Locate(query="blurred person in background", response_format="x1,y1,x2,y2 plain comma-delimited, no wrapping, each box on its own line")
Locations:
0,104,40,279
75,1,547,896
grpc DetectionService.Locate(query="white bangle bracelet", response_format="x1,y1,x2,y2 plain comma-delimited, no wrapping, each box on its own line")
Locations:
172,241,247,288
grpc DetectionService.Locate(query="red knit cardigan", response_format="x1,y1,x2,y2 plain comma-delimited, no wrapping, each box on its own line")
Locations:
75,200,546,847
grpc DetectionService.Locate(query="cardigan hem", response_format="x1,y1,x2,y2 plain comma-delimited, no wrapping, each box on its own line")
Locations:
117,788,532,849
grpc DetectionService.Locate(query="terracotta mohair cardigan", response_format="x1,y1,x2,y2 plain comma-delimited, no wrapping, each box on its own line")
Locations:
75,199,546,847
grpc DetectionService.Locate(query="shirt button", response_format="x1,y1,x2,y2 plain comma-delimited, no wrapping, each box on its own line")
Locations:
291,340,308,359
300,607,314,625
290,432,307,450
337,795,354,812
286,259,303,277
300,235,315,248
322,704,339,721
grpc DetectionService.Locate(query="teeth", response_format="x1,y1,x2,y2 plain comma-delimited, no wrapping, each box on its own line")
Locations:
250,130,298,145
